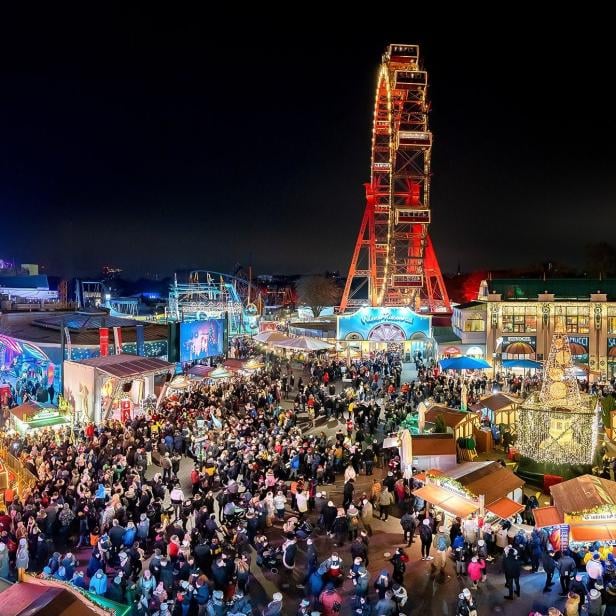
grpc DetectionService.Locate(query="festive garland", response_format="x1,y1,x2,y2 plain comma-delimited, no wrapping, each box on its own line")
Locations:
428,473,477,500
568,503,616,517
35,574,119,615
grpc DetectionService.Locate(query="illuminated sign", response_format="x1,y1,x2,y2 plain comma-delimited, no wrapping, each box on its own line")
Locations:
337,307,431,342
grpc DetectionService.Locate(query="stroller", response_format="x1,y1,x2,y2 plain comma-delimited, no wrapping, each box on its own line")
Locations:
256,541,282,574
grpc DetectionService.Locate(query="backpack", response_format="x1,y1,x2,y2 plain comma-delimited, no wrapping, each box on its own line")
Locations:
437,535,448,552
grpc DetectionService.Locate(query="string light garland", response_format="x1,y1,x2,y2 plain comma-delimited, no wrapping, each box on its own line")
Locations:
516,332,599,465
428,473,477,500
568,503,616,518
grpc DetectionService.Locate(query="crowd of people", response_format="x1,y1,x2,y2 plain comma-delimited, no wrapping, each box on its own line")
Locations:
3,346,616,616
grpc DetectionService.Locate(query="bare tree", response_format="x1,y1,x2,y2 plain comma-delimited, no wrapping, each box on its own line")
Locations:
296,275,341,318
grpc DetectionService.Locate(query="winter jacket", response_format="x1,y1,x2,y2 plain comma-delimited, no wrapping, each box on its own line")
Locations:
467,559,485,582
89,569,108,595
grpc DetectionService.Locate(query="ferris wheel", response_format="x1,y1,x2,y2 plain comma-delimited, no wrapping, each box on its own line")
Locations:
340,44,451,313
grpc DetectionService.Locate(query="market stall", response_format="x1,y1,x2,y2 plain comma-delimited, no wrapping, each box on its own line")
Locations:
9,401,70,434
470,392,521,428
425,405,481,461
63,355,174,425
412,460,525,526
533,474,616,548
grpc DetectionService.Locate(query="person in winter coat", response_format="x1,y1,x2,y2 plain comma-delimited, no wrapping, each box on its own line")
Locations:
0,543,10,578
262,591,283,616
559,549,577,595
467,556,485,589
138,569,157,598
374,589,397,616
587,587,602,616
542,550,557,593
374,569,392,600
419,518,433,560
89,568,108,595
360,499,373,536
207,589,226,616
319,583,343,616
570,573,588,612
565,591,581,616
432,525,451,572
307,565,326,598
455,589,478,616
503,546,521,600
16,538,29,582
379,487,394,521
400,511,416,546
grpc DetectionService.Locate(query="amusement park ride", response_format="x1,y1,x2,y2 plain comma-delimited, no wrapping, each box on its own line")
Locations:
168,270,260,335
340,44,451,315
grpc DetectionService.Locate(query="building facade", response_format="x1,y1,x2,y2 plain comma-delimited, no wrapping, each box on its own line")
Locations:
483,279,616,379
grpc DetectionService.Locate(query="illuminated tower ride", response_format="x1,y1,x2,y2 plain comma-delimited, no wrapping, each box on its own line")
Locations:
340,44,451,314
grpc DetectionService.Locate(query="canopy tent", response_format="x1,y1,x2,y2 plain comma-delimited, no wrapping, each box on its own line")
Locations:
272,336,334,351
252,331,290,344
502,359,542,369
485,497,525,520
168,375,191,390
412,484,479,518
439,356,491,371
244,358,265,370
209,366,233,379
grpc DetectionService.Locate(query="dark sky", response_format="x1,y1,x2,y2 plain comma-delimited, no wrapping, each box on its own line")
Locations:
1,15,615,279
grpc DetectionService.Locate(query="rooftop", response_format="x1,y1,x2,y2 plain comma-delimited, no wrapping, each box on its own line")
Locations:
488,278,616,301
67,355,173,378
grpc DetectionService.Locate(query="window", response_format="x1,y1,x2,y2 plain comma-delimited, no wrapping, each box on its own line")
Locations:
554,305,590,334
608,307,616,334
501,305,537,333
464,312,485,332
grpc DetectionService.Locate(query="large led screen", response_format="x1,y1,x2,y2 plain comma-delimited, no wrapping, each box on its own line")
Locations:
180,319,225,362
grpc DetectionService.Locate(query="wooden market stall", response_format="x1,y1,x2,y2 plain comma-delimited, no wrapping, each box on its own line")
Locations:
470,392,522,428
412,461,525,523
425,406,482,461
533,474,616,545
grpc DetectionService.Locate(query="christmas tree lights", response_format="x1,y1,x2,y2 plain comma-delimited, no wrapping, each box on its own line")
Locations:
516,332,599,465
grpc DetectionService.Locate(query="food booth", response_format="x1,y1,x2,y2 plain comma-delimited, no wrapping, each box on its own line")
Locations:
533,474,616,549
9,400,70,434
413,461,525,526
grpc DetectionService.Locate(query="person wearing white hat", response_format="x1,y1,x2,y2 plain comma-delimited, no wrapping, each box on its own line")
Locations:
263,592,283,616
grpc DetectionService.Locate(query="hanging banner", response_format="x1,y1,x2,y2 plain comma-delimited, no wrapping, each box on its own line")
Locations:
136,324,145,356
559,524,570,550
120,398,132,423
99,327,109,357
113,327,123,354
64,327,72,360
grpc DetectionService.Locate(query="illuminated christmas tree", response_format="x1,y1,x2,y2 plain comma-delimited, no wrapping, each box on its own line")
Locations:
516,332,598,465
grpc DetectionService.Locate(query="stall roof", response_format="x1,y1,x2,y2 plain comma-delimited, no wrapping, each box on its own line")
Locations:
571,524,616,543
532,506,564,528
412,435,457,456
75,355,173,378
425,406,478,429
412,485,479,518
9,401,56,422
470,393,521,412
486,497,525,520
550,474,616,518
464,467,525,506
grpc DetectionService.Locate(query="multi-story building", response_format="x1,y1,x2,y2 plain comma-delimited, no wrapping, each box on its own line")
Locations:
482,279,616,379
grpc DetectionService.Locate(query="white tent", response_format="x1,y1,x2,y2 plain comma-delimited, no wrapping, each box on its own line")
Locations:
253,331,291,344
272,336,333,351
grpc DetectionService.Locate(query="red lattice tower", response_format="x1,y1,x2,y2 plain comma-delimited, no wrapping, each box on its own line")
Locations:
340,44,451,314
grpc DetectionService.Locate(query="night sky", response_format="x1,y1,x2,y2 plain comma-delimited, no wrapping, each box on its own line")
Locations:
1,16,615,279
